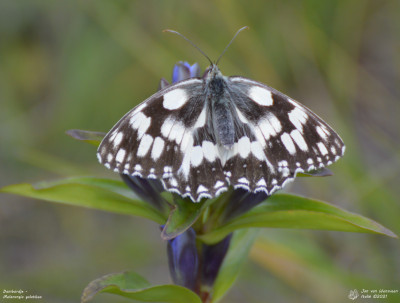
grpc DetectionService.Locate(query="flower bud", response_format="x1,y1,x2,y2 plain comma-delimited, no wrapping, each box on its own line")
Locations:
166,227,199,291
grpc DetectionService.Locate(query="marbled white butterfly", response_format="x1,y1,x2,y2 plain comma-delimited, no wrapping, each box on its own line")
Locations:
97,27,345,202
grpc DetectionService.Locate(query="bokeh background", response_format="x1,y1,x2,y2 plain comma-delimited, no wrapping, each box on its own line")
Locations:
1,1,399,302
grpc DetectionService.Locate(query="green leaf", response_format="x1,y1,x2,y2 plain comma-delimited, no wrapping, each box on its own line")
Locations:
1,177,166,224
66,129,105,146
199,194,397,244
212,229,259,303
81,271,201,303
161,197,213,240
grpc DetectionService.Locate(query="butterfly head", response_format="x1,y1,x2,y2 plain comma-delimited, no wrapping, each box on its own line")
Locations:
203,64,222,80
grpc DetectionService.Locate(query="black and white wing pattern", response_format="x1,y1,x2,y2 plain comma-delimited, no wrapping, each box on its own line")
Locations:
97,78,229,202
219,76,345,196
97,67,345,202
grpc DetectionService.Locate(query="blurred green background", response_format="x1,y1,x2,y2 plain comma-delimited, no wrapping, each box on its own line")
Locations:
1,1,399,302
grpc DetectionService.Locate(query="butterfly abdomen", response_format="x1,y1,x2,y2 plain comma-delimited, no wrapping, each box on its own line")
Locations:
212,99,235,147
207,75,236,148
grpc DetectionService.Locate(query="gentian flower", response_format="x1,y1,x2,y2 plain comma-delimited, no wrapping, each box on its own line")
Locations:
166,227,199,291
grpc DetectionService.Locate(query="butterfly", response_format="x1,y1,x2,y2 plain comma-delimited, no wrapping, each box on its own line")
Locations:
97,28,345,202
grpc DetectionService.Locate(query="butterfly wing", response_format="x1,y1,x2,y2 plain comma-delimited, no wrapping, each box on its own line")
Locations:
224,76,345,195
97,78,228,202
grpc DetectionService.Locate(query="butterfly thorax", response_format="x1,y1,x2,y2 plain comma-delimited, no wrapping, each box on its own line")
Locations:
205,65,236,149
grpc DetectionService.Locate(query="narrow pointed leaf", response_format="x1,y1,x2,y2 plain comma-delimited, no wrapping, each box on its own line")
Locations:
199,194,397,244
1,177,166,224
81,271,201,303
212,229,259,303
66,129,105,146
162,197,213,240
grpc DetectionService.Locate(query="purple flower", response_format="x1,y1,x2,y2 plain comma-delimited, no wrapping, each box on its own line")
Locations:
166,227,199,291
120,174,169,213
172,61,201,83
221,189,269,221
201,234,232,287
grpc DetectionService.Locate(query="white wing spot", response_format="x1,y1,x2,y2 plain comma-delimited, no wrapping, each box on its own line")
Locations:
316,126,328,141
170,178,178,187
115,149,126,163
251,141,265,160
236,107,249,123
134,164,142,171
317,142,328,155
193,107,206,128
238,136,251,158
163,89,188,110
281,133,296,155
161,117,174,137
202,141,217,162
238,177,250,185
288,107,308,133
224,171,232,177
113,132,123,147
107,153,113,162
163,166,173,178
249,86,274,106
330,146,337,155
197,184,208,193
137,116,151,139
258,113,282,140
269,113,282,133
132,103,147,115
169,122,186,144
190,146,204,167
180,133,193,152
281,167,290,177
253,127,266,147
178,138,194,180
151,136,165,161
137,134,153,157
278,160,288,167
214,181,225,189
290,129,308,151
130,112,150,138
257,178,267,187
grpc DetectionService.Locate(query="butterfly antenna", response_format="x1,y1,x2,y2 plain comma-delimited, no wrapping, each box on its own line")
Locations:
215,26,249,65
163,29,213,66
